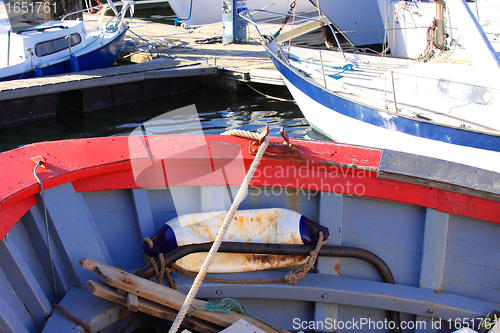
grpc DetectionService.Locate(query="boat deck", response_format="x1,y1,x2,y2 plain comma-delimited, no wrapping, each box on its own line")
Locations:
286,46,500,137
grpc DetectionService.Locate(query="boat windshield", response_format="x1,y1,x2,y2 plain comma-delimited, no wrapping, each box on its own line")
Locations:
35,33,82,57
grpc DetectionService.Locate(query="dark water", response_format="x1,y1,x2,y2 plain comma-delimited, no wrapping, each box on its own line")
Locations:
0,6,334,153
0,84,317,153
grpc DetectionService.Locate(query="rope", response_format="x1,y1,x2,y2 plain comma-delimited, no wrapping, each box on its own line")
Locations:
52,303,92,333
287,0,298,57
273,0,296,38
34,161,58,301
168,133,270,333
220,129,261,140
328,64,354,80
171,263,287,284
283,231,328,285
143,238,178,290
246,83,295,102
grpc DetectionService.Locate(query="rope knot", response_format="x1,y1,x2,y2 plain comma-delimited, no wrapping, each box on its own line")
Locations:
284,271,299,285
283,231,329,285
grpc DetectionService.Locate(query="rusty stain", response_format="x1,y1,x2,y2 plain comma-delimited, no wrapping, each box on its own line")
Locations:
176,253,308,273
249,140,299,158
118,307,126,321
334,261,340,275
180,209,283,244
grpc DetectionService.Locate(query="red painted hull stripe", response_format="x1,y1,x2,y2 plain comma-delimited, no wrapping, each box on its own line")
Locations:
0,135,497,240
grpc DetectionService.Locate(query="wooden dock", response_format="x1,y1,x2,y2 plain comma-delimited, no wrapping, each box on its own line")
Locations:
0,58,215,102
0,12,321,127
110,12,321,87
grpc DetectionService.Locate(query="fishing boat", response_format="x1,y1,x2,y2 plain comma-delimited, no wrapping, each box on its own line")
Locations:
0,1,132,81
168,0,317,27
244,0,500,173
1,116,500,332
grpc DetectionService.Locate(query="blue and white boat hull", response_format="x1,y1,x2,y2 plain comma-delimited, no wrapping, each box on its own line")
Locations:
265,42,500,173
2,28,127,81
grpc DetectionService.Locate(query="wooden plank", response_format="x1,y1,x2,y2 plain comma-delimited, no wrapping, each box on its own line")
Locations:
0,294,29,333
0,195,36,240
87,281,222,333
21,204,71,297
76,193,114,266
0,266,38,332
43,183,108,287
144,65,217,79
130,189,156,242
314,192,343,327
419,208,449,292
43,286,129,333
201,186,228,212
188,270,500,322
0,235,52,327
127,293,139,312
81,258,288,333
220,319,267,333
415,208,449,332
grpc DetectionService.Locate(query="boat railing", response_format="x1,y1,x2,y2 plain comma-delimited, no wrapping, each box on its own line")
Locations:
61,0,133,29
239,8,345,61
103,1,134,31
61,3,109,20
61,0,133,44
389,69,500,127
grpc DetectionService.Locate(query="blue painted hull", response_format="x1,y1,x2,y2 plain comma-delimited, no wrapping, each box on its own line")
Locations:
266,45,500,154
2,29,127,81
2,135,500,332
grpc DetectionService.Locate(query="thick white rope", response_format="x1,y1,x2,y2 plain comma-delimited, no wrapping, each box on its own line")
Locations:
221,129,261,140
168,135,269,333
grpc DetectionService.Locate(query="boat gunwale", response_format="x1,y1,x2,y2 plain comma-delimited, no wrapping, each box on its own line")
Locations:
1,135,499,240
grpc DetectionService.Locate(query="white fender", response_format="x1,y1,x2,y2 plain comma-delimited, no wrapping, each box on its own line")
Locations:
146,208,329,273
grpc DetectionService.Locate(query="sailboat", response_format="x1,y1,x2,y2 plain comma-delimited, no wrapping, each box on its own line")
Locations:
167,0,317,27
245,0,500,173
315,0,500,53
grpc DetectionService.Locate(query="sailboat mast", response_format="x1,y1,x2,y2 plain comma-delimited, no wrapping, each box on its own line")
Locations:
435,0,445,47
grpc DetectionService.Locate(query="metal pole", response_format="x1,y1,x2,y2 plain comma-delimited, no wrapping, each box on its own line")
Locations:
391,71,398,112
319,51,327,89
435,0,445,47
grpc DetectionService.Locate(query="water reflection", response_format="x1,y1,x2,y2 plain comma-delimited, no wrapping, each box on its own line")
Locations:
0,85,312,152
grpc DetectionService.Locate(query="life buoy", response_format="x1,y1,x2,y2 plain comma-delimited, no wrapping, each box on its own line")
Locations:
144,208,329,273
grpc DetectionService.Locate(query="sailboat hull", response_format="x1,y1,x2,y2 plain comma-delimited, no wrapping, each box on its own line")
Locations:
265,43,500,173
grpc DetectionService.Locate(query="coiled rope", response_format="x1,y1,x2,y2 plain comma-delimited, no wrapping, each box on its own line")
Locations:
144,237,178,290
167,129,269,333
